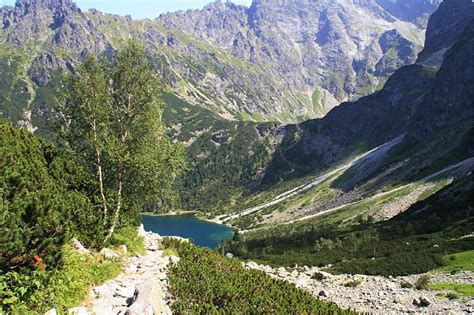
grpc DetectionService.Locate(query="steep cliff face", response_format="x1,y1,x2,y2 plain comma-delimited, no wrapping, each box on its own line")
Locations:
374,0,443,27
159,0,438,116
417,0,474,66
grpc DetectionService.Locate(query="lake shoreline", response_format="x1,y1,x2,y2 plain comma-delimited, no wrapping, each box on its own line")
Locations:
142,210,198,217
142,214,235,249
142,211,236,230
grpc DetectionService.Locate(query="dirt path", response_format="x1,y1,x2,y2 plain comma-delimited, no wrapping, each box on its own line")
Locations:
71,231,173,315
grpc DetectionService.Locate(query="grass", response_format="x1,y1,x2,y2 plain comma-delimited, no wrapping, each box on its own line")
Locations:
223,177,474,276
110,226,146,256
344,280,362,288
429,283,474,298
436,250,474,273
50,245,122,309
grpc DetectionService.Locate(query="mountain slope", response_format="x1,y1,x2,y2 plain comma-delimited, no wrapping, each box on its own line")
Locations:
220,1,474,279
159,0,438,117
202,0,474,223
0,0,437,126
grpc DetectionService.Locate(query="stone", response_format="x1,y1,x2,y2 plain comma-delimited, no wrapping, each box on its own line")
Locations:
295,277,310,289
277,267,288,277
45,308,57,315
125,281,169,315
114,286,135,299
116,245,128,255
419,297,431,307
138,224,147,237
413,296,431,307
226,252,234,258
246,261,259,269
71,238,89,255
311,272,326,281
100,248,119,260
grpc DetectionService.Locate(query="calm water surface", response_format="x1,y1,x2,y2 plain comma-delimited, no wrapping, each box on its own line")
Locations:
142,214,234,249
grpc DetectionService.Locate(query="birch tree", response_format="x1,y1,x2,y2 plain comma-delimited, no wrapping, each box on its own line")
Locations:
61,41,186,241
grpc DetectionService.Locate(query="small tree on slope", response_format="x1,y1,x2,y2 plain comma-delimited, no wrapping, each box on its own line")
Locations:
60,40,186,241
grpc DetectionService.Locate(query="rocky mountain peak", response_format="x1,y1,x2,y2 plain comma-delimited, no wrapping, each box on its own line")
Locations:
14,0,80,16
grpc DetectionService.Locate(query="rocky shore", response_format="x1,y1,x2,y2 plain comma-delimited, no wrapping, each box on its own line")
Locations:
243,261,474,314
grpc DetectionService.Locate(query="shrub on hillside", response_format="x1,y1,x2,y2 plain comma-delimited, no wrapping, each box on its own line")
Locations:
162,238,356,314
0,123,99,271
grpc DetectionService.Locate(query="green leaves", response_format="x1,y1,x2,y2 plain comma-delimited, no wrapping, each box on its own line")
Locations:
61,40,186,237
0,123,93,271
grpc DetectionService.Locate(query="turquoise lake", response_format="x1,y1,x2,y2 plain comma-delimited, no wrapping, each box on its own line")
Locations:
142,214,234,249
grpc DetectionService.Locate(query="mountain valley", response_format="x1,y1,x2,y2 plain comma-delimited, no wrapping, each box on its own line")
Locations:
1,0,474,313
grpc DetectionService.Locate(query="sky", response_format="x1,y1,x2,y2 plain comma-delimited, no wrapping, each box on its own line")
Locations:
0,0,253,19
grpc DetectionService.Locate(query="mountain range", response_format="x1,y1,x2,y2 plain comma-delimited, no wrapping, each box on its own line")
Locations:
1,0,441,126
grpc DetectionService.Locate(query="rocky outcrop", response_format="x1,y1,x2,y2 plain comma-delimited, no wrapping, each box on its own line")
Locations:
417,0,474,66
375,0,443,27
242,262,474,313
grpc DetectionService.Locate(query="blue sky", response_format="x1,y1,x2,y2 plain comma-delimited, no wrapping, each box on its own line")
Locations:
0,0,252,19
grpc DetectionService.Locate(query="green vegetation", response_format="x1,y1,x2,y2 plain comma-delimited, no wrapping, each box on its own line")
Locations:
428,283,474,298
0,44,34,123
415,275,430,290
1,122,97,271
0,244,122,313
311,88,324,117
436,250,474,273
162,238,356,314
344,280,362,288
1,42,183,312
110,226,146,256
222,177,474,276
60,41,186,238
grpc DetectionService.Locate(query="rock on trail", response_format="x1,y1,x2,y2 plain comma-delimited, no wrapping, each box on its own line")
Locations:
71,229,175,315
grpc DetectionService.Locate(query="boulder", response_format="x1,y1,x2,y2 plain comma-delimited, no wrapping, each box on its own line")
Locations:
100,248,119,260
72,239,89,255
138,224,147,237
114,286,135,299
116,245,128,255
246,261,259,269
45,308,57,315
311,272,326,281
125,281,169,315
290,269,299,277
277,267,288,278
413,296,431,307
226,252,234,259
